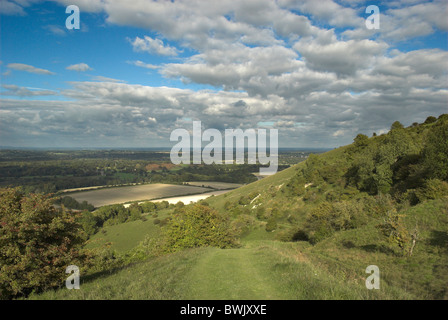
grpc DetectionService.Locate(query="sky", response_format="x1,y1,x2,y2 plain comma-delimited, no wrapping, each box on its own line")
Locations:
0,0,447,149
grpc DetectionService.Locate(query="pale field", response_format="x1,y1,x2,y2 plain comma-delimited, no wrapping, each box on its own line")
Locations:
69,183,210,207
138,189,231,205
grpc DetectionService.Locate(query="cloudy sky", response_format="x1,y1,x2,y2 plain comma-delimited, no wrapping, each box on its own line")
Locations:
0,0,447,148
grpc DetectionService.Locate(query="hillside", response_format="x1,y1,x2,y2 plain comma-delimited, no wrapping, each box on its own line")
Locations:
22,114,448,300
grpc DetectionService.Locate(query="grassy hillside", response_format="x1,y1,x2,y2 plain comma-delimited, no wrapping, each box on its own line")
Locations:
29,239,413,300
25,114,448,300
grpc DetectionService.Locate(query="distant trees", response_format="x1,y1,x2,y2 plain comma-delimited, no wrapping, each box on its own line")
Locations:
56,196,94,211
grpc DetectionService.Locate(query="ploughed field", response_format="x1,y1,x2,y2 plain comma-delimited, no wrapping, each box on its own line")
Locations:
68,183,212,207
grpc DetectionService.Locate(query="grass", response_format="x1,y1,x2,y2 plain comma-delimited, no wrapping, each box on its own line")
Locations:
299,198,448,299
85,210,170,253
28,248,205,300
206,164,299,214
28,238,406,300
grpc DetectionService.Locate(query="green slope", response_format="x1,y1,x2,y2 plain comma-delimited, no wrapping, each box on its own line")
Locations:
29,237,414,300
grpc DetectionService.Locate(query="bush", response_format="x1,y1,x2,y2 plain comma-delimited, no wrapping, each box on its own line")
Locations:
162,204,238,252
415,179,448,202
231,214,256,235
265,217,277,232
0,188,88,299
302,200,367,244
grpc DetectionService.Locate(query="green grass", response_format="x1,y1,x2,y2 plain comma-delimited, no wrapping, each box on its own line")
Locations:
28,248,205,300
85,210,170,253
29,239,406,300
300,198,448,299
206,164,299,213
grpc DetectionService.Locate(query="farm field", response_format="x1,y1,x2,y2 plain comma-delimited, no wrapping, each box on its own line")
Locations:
69,183,211,207
146,189,231,205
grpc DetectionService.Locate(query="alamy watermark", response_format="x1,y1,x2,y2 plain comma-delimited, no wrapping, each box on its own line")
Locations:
65,265,80,290
365,265,380,289
65,5,80,30
365,5,380,30
170,121,278,175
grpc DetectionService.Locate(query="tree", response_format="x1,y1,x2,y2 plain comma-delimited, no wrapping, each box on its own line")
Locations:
354,133,369,148
390,121,404,131
421,120,448,181
0,188,87,298
79,210,99,236
424,116,437,124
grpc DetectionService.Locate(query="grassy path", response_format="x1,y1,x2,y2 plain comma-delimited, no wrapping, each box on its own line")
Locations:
187,246,289,300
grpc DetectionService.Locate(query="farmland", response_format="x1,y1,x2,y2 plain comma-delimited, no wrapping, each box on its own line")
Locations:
68,183,212,207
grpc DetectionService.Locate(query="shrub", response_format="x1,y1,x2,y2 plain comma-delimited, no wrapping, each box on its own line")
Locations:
302,201,359,244
377,209,410,255
162,204,238,252
265,217,277,232
231,214,256,235
0,188,88,299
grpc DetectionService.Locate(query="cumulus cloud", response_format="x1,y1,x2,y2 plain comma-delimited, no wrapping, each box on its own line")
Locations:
293,38,388,76
128,36,179,56
66,63,92,72
343,0,448,41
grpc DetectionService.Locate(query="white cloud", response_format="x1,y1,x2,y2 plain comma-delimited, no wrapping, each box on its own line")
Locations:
0,0,26,16
128,36,179,56
66,63,92,72
43,25,66,36
2,0,447,148
1,84,58,97
293,38,388,76
6,63,55,75
127,60,160,70
90,76,125,83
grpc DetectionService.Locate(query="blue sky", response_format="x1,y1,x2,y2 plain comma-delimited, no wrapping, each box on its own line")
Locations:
0,0,447,148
